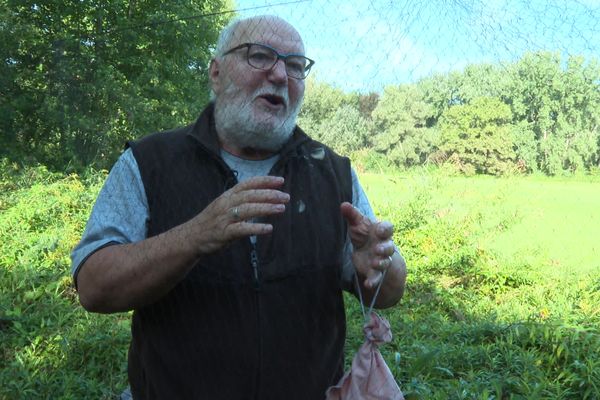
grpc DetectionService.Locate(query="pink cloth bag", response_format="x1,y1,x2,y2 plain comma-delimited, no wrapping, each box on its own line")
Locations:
326,270,404,400
325,312,404,400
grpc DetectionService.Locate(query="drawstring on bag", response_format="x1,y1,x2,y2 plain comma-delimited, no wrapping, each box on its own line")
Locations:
355,269,387,325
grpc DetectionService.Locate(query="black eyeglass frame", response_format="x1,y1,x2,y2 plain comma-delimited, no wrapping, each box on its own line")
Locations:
221,42,315,80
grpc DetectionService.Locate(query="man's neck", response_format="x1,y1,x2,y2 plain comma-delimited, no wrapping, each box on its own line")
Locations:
220,141,277,161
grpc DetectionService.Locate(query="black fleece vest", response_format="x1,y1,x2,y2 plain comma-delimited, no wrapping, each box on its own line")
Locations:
127,104,352,400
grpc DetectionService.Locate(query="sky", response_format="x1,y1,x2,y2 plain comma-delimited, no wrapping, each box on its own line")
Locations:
232,0,600,92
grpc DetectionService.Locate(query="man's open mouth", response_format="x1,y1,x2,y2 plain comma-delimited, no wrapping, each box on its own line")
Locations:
259,94,286,107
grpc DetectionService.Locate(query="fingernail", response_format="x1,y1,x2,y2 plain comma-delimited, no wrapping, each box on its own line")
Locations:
274,204,285,211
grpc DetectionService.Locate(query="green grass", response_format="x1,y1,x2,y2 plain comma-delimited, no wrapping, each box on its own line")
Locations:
1,163,599,399
350,170,600,399
361,172,600,277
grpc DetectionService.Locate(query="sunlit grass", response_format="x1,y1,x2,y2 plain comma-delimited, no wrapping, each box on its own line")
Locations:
1,165,599,399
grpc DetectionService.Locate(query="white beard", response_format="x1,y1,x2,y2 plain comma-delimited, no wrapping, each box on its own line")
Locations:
214,82,302,153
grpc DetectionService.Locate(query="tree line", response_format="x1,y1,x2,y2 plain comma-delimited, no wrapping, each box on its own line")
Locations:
300,52,600,176
2,2,599,176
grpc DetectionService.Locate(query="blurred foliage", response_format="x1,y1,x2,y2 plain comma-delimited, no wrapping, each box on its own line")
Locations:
0,161,133,399
0,0,233,171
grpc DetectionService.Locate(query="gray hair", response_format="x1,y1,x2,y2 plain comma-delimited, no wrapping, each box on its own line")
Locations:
213,15,291,58
213,19,244,59
209,17,252,100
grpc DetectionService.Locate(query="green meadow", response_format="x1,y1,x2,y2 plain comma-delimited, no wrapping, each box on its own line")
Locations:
363,172,600,277
349,171,600,399
1,165,599,399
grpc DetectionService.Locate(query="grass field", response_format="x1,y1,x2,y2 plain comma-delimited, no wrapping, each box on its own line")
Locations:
353,170,600,398
1,166,599,399
361,172,600,277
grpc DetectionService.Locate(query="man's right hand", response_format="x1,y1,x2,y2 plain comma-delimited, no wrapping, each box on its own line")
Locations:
77,175,289,313
184,175,289,255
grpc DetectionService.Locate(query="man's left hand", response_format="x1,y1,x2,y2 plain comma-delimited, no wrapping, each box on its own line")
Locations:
340,202,396,289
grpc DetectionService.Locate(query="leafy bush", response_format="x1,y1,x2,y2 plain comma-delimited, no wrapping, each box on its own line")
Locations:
0,166,131,399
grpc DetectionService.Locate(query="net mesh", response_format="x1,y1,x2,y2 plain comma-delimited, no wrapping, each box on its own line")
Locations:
79,1,599,398
236,0,600,91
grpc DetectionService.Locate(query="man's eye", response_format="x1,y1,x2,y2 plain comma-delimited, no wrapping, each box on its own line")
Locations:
286,59,305,74
249,52,273,63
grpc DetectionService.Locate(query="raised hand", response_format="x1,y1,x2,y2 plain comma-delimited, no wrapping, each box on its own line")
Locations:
340,202,396,289
185,176,290,255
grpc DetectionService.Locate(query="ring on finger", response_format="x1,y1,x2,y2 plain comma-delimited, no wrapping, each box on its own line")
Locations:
231,206,241,221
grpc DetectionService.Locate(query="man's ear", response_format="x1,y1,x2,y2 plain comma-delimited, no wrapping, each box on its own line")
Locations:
209,59,221,94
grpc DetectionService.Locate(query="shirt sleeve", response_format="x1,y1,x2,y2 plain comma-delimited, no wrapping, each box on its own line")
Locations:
70,148,149,279
341,168,376,292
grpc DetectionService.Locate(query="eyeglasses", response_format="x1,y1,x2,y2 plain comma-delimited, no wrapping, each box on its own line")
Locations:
222,42,315,80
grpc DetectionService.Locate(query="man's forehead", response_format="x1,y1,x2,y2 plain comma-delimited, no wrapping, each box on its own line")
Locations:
233,17,305,54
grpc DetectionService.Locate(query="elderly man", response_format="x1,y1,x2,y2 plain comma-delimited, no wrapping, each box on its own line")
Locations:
72,15,406,400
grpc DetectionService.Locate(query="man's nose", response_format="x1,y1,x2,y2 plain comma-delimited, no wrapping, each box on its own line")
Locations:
268,59,288,84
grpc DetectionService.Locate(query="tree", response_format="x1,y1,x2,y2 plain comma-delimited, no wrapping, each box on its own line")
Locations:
357,92,379,120
417,64,508,125
506,52,600,174
298,77,356,131
1,0,233,170
438,97,515,175
371,84,438,167
311,104,372,155
511,121,538,173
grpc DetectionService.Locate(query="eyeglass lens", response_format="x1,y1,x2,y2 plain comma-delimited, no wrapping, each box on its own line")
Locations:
247,44,309,79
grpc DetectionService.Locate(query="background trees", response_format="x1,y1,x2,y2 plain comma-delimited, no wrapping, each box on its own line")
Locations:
299,51,600,176
1,0,232,170
438,97,515,175
2,2,599,176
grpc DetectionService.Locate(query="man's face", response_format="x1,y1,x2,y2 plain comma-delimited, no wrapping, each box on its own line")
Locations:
211,18,306,154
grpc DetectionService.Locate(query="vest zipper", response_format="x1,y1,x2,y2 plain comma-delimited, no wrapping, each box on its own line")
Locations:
250,242,260,290
250,240,262,398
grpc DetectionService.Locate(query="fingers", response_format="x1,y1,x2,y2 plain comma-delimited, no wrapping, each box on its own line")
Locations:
229,202,286,222
374,240,396,259
342,203,397,289
357,238,396,289
190,177,290,254
232,189,290,205
226,220,274,237
340,202,364,227
375,221,394,240
230,175,285,193
223,202,287,243
228,177,289,211
364,253,394,289
224,177,289,224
